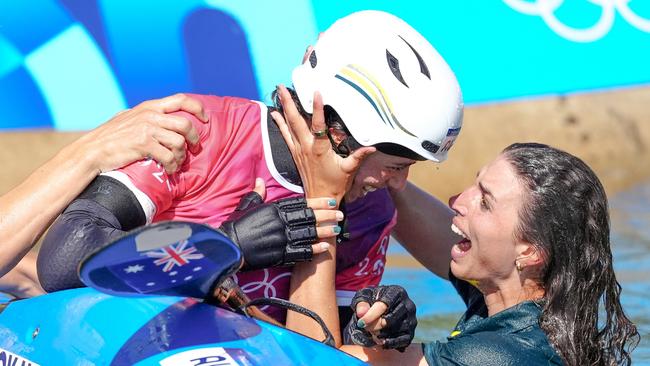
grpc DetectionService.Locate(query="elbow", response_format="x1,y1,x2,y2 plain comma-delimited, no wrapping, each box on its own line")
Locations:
37,215,87,292
37,211,120,292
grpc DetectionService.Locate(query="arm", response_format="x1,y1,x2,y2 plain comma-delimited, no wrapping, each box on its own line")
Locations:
0,251,43,297
340,344,428,366
37,176,146,291
391,182,460,279
272,85,375,346
0,93,207,278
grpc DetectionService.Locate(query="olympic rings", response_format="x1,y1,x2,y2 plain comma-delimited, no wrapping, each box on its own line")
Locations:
503,0,650,42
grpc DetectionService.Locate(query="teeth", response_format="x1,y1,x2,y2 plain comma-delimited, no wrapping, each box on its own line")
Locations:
362,186,377,196
451,223,467,239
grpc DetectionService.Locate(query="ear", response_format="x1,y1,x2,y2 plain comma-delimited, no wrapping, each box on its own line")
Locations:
515,242,543,268
328,127,347,145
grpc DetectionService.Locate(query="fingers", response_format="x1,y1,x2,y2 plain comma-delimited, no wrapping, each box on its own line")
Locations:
310,92,330,154
355,301,371,319
341,146,376,174
146,142,179,174
152,127,187,169
155,113,200,147
138,94,207,154
313,208,344,225
306,197,337,209
270,110,295,151
311,242,331,255
252,178,267,200
381,301,409,327
316,225,341,239
358,301,388,330
310,91,326,133
276,84,311,139
152,93,209,123
308,196,343,240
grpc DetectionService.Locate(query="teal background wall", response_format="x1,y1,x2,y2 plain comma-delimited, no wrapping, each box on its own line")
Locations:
1,0,648,130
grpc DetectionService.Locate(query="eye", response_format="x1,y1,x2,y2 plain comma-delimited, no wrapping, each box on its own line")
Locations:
480,195,491,210
387,166,407,172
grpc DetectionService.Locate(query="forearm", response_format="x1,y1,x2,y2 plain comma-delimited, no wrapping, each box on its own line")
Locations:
0,139,100,277
340,343,428,365
287,241,341,346
0,251,44,298
392,182,459,279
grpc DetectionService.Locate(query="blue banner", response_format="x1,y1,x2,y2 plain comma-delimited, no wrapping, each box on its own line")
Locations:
1,0,648,130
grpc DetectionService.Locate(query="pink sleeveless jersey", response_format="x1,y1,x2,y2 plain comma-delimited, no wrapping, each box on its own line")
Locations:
104,94,396,322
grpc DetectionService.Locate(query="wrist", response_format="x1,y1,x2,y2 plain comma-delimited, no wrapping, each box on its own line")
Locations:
53,139,102,179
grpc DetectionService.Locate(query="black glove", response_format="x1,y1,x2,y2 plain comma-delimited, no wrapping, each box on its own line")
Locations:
344,285,417,352
219,192,318,271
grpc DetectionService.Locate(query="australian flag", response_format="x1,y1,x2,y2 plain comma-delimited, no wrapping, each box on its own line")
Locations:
107,240,216,294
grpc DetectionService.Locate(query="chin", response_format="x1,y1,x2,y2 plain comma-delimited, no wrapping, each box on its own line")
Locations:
450,261,468,279
345,187,362,202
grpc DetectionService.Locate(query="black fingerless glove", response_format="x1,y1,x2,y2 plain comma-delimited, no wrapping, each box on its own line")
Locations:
219,192,318,271
344,285,417,352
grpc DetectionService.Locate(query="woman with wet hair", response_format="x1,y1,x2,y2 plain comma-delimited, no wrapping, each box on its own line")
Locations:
273,88,640,365
494,143,638,365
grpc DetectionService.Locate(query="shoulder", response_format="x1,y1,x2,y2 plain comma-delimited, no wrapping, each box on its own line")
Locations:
424,330,562,366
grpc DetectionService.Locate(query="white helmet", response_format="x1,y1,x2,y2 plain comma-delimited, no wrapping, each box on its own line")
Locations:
292,10,463,162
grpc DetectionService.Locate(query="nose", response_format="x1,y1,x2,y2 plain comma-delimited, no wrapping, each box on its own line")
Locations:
386,169,408,191
448,194,459,207
449,192,468,216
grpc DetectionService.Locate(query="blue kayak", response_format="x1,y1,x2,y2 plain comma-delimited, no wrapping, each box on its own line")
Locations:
0,288,367,365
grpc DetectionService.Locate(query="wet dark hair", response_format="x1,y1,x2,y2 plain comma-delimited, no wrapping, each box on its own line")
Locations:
503,143,639,366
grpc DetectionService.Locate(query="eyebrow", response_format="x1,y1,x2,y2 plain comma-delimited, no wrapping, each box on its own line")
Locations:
478,181,496,203
391,162,415,168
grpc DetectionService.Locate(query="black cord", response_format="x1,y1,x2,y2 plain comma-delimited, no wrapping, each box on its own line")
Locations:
244,297,335,347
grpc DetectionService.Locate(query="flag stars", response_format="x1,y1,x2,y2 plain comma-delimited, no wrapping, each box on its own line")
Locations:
124,264,144,274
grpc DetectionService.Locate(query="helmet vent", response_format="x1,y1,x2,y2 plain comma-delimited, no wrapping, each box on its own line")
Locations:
309,51,318,68
386,50,409,88
399,36,430,80
421,140,439,153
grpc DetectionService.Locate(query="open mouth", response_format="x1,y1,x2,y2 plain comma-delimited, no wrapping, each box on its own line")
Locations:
361,185,378,197
451,223,472,258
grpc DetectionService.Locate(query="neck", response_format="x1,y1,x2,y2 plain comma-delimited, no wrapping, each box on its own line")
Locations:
480,277,545,316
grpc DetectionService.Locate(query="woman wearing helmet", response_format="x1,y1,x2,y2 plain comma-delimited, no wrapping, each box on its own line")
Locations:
37,10,462,345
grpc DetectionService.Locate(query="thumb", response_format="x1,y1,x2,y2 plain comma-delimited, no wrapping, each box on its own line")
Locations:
253,178,267,200
341,147,376,174
356,301,371,319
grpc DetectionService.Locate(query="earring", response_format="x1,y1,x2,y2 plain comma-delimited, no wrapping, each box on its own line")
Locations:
515,261,523,272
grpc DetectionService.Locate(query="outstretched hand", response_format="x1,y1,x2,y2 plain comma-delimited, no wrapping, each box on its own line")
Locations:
271,85,375,203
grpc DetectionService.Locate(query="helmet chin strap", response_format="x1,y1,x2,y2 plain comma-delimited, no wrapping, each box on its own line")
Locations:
328,131,363,158
330,136,351,157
